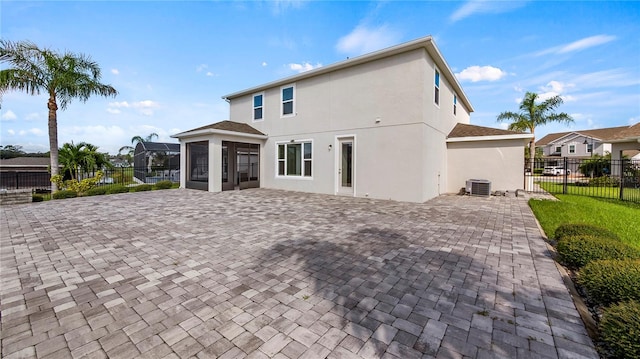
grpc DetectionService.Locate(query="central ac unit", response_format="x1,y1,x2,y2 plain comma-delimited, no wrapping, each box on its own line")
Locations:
466,179,491,197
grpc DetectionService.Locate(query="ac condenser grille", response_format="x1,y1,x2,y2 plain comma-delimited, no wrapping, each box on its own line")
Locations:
466,179,491,197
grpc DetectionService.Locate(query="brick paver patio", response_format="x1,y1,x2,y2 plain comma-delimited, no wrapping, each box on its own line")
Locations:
1,189,598,358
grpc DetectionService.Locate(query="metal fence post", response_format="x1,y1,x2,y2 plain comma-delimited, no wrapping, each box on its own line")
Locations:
619,159,624,201
563,157,568,194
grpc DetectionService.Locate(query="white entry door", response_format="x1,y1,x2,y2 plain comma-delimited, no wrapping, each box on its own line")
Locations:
336,137,354,196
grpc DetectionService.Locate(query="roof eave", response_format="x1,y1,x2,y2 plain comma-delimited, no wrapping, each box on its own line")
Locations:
221,36,474,113
447,133,533,143
172,128,268,140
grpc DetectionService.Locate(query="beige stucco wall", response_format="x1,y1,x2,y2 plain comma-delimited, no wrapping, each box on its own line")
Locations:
223,48,470,202
446,138,526,194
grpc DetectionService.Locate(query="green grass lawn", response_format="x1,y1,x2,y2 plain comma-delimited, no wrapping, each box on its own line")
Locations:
529,194,640,248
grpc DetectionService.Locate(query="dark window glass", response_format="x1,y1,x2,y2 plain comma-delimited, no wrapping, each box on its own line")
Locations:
254,108,263,120
283,101,293,115
287,144,301,176
254,95,262,107
282,87,293,101
304,161,311,177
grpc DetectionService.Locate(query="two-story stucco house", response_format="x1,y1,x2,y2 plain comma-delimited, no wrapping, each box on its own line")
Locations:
536,123,640,161
172,36,532,202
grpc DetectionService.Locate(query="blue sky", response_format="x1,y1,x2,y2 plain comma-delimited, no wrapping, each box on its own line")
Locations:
1,1,639,155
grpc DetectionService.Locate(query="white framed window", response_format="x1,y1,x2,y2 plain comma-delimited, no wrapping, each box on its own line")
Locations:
277,140,312,177
434,69,440,106
586,143,593,153
253,93,264,121
453,94,457,115
569,144,576,154
555,146,562,153
281,84,295,117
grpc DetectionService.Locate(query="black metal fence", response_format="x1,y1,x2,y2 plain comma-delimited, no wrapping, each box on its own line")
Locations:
525,157,640,203
0,166,180,193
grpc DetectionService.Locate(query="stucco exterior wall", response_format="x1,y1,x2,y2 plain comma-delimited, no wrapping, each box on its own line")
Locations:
224,48,471,202
446,139,526,194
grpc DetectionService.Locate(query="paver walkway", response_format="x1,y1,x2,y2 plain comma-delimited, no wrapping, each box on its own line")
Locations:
1,189,598,359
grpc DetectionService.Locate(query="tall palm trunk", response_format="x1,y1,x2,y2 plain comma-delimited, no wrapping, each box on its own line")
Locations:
48,95,59,192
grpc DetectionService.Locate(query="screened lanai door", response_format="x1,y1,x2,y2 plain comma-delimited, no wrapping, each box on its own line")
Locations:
222,141,259,191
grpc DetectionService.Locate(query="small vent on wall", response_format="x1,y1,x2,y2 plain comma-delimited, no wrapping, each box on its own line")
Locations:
466,179,491,197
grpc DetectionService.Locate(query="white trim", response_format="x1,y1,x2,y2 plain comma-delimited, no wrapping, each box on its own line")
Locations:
275,138,313,179
446,133,533,142
280,84,296,118
252,92,264,122
334,134,356,197
172,128,268,140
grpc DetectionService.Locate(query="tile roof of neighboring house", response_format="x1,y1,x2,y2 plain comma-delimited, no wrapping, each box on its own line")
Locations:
536,123,640,145
222,36,474,113
447,123,527,138
173,121,266,138
0,157,51,167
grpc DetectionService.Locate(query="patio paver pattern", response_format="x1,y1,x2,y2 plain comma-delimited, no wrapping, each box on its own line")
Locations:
1,189,598,359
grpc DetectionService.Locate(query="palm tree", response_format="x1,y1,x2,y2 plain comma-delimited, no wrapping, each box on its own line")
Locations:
497,91,573,172
0,40,117,191
59,141,92,181
118,133,159,162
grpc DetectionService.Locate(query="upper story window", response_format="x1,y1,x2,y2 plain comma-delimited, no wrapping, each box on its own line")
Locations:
434,69,440,106
277,141,312,177
453,94,457,115
569,144,576,154
586,143,593,153
555,146,562,153
281,85,295,117
253,93,263,121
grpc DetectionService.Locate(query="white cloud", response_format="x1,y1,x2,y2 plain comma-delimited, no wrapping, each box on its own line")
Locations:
26,112,42,121
536,35,616,56
206,72,215,77
455,65,507,82
262,62,268,67
288,62,322,73
538,81,576,102
196,64,208,72
1,110,18,121
450,0,528,22
107,100,159,116
7,129,15,135
18,128,45,136
336,24,402,56
111,69,119,75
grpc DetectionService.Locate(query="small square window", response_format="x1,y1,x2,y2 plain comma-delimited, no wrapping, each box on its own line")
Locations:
569,144,576,154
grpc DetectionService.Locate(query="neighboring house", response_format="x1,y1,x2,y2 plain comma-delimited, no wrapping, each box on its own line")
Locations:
0,157,56,189
536,123,640,160
173,36,532,202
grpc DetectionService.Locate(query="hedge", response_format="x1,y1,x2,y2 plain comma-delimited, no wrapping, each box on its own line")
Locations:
132,184,153,192
578,259,640,306
106,185,130,194
85,187,108,196
554,223,619,241
556,235,640,269
52,190,77,199
599,300,640,359
154,180,173,190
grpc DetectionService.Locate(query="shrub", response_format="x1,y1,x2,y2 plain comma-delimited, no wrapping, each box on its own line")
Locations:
556,235,640,269
154,180,173,190
578,259,640,306
600,300,640,359
52,190,77,199
554,223,619,241
106,185,130,194
85,187,108,196
589,175,619,187
32,195,44,202
132,184,153,192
